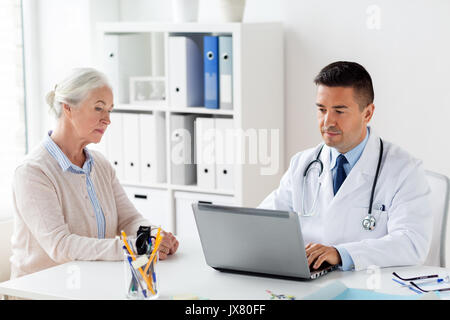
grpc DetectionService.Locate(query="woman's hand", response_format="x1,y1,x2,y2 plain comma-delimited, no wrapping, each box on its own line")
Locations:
157,231,179,260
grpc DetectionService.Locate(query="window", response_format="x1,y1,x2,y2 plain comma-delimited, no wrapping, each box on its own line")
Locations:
0,0,26,220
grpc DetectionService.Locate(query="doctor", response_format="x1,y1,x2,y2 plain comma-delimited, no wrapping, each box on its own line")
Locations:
259,61,432,271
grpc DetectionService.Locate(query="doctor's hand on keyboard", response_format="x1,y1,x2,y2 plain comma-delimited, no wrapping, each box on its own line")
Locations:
305,243,341,270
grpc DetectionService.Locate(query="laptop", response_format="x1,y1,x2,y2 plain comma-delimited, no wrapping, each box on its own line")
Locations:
191,202,337,280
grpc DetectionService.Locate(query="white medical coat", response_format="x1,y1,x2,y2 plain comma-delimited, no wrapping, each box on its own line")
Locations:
258,129,432,271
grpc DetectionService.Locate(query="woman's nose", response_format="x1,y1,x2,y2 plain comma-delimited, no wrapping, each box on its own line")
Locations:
103,112,111,125
100,118,110,127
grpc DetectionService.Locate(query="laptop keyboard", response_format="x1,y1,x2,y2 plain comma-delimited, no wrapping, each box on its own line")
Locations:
309,262,336,279
309,261,332,273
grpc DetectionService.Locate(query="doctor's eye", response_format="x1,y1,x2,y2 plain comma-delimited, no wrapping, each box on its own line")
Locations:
336,110,344,114
95,107,103,112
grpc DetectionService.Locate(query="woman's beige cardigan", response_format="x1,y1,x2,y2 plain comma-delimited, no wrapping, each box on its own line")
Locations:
10,143,151,279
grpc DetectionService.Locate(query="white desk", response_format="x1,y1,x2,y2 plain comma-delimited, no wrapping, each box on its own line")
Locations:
0,236,449,300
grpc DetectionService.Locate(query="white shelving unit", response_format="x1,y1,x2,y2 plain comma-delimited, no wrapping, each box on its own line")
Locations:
93,22,284,236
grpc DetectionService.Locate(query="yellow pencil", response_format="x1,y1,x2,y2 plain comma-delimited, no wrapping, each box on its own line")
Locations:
155,227,161,239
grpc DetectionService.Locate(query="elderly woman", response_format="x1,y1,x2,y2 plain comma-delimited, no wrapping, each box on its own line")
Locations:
11,68,178,279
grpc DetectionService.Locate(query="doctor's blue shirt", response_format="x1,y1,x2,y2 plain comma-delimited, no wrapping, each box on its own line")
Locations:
330,127,370,271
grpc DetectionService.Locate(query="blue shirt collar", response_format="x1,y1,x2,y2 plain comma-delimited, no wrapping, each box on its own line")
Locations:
44,130,94,174
330,127,370,170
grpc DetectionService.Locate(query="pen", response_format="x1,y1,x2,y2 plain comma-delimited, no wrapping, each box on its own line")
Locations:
392,278,423,294
392,277,445,286
392,271,439,281
392,278,406,286
408,286,423,295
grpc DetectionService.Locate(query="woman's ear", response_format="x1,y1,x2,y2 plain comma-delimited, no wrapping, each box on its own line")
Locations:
62,103,72,119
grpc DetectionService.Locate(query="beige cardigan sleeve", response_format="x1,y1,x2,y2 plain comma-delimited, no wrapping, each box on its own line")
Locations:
13,163,124,263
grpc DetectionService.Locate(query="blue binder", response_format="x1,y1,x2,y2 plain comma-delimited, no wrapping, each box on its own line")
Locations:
204,36,219,109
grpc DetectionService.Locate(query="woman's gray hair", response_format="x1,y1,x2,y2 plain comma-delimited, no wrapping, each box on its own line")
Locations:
46,68,111,118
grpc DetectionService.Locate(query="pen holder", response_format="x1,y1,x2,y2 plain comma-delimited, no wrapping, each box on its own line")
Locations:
123,251,159,300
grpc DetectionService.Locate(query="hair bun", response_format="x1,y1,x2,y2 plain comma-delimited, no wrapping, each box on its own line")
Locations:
46,90,56,109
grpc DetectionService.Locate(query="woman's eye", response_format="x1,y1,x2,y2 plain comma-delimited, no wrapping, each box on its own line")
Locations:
95,107,103,111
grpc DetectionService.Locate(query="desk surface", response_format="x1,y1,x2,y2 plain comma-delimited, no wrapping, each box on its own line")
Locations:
1,236,449,300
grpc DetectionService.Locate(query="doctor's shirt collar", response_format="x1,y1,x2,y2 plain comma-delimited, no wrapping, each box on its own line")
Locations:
330,127,370,171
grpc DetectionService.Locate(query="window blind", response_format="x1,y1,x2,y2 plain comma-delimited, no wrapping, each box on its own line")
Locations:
0,0,26,220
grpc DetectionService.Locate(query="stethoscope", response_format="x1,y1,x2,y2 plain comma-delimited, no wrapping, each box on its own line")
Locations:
301,138,384,231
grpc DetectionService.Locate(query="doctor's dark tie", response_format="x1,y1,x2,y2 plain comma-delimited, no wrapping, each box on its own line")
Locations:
333,154,348,195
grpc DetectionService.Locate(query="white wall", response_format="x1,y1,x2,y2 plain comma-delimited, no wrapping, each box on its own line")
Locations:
27,0,450,177
118,0,450,178
23,0,119,149
243,0,450,178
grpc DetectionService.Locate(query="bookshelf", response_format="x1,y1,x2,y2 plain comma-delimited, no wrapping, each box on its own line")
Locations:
93,22,284,236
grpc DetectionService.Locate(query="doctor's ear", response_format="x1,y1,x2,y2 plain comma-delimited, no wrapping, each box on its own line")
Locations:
363,103,375,123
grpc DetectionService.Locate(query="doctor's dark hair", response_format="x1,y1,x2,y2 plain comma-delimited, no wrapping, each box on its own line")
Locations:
314,61,374,110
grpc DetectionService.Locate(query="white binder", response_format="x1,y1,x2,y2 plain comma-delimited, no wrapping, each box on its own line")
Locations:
170,114,196,185
195,117,216,189
139,112,167,184
219,36,233,110
107,112,125,181
122,113,141,184
168,36,203,108
215,118,235,190
103,35,120,102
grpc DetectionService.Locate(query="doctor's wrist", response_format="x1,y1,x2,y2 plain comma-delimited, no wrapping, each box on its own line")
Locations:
334,246,355,271
333,247,342,266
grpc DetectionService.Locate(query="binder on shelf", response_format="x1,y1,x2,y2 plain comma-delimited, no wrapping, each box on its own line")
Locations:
171,114,196,185
195,117,216,189
219,36,233,110
215,118,235,190
107,112,125,181
122,113,141,184
139,112,167,184
204,36,219,109
103,35,120,103
168,36,203,108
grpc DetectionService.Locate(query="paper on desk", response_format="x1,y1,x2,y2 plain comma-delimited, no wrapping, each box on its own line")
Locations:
302,281,440,300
